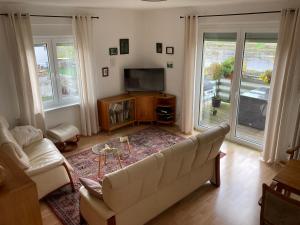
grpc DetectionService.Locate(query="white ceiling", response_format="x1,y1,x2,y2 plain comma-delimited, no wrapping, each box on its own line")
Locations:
0,0,288,9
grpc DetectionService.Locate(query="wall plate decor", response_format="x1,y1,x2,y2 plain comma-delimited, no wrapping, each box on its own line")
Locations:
156,43,162,53
109,48,118,55
166,47,174,55
120,39,129,54
167,62,173,68
102,67,109,77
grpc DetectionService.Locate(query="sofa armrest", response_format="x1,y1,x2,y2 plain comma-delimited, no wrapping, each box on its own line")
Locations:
26,156,64,176
79,187,115,225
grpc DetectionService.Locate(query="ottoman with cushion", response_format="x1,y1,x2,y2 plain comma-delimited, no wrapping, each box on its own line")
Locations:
47,123,80,151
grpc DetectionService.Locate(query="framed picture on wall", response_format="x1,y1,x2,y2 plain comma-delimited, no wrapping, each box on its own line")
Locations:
120,39,129,54
109,48,118,55
102,67,109,77
156,43,163,53
166,47,174,55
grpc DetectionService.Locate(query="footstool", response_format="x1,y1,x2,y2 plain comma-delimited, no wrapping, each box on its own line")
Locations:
47,123,80,152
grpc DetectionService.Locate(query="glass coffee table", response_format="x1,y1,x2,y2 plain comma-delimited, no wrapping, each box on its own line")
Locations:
92,136,131,178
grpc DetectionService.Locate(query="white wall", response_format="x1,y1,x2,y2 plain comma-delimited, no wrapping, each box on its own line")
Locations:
0,1,299,130
0,5,142,129
137,8,185,122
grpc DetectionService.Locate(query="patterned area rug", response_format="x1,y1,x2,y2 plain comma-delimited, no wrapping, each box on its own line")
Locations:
44,126,185,225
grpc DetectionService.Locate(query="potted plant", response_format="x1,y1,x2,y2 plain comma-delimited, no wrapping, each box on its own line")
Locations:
211,107,218,116
259,70,272,84
212,94,221,108
221,56,235,80
207,63,223,108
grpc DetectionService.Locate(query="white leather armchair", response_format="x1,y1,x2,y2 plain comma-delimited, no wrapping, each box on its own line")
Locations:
0,116,74,199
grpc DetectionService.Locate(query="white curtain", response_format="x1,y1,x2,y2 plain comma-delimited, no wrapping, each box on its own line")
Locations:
180,16,198,134
72,16,98,136
262,8,300,163
3,13,45,131
292,105,300,159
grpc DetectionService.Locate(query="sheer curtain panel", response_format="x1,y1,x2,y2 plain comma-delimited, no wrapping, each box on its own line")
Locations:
262,9,300,163
72,16,98,136
180,16,198,134
4,13,45,131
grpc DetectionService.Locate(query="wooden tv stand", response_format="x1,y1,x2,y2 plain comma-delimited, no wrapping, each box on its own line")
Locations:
98,92,176,132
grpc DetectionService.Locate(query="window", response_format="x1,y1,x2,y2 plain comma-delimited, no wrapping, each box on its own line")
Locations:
34,37,79,110
195,28,278,149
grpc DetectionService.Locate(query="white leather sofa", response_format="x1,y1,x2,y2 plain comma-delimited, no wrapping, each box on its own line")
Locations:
79,123,230,225
0,116,74,199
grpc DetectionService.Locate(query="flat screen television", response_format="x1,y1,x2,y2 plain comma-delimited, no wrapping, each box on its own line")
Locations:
124,68,165,92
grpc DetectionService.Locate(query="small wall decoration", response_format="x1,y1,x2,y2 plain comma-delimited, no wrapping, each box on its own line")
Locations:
156,43,163,53
167,62,173,68
166,47,174,55
120,39,129,54
109,48,118,55
102,67,109,77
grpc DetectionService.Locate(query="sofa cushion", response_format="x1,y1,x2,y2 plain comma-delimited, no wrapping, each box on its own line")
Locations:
47,123,79,142
102,153,164,213
24,138,64,176
0,126,30,169
80,177,103,199
11,125,43,147
159,138,197,186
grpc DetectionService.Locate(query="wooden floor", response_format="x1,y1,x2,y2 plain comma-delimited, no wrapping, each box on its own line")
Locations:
40,125,281,225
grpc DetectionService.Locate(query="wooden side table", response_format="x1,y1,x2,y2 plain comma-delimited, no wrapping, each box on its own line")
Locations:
0,152,42,225
273,160,300,195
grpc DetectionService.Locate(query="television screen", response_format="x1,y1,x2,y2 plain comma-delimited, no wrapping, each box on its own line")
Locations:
124,68,165,92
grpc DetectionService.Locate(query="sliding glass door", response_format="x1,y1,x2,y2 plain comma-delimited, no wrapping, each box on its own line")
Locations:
235,33,277,145
195,28,278,149
198,33,237,128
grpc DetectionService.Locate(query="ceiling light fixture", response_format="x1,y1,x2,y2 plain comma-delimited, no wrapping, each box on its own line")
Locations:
141,0,167,2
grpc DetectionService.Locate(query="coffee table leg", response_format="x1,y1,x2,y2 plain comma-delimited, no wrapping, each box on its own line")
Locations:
117,155,122,168
127,140,131,153
98,155,101,178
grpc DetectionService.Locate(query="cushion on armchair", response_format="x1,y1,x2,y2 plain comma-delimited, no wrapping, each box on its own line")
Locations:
11,125,43,147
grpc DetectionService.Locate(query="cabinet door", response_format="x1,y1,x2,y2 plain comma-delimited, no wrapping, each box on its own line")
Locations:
136,96,156,121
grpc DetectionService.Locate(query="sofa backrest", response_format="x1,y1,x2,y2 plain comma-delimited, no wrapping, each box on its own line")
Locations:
193,123,230,168
159,137,198,187
102,153,165,212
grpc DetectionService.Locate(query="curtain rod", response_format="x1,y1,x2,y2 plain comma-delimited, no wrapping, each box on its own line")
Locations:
0,13,99,19
179,10,283,19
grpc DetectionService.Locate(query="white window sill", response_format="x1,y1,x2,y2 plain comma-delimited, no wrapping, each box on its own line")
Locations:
44,102,80,112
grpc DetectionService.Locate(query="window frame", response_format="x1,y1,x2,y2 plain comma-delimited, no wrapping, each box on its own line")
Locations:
194,23,279,151
34,36,80,110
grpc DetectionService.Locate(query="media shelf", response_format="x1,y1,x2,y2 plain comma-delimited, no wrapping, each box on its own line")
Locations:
155,95,176,125
98,95,136,132
98,93,176,132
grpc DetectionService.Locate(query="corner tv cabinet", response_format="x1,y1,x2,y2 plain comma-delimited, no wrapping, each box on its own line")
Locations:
98,92,176,132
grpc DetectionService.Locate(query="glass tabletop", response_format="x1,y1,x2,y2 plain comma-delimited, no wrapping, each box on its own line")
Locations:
92,144,122,156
